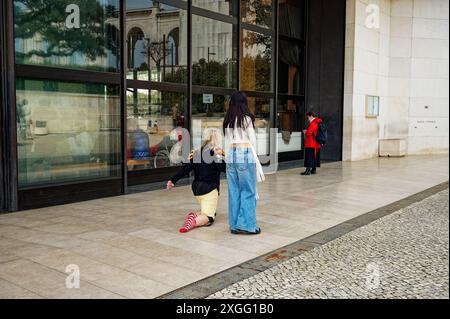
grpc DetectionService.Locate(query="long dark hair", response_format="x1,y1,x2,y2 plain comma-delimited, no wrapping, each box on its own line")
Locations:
223,91,255,133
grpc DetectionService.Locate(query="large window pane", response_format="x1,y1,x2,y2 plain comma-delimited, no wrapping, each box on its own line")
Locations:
279,0,306,40
192,94,270,156
14,0,120,72
278,40,305,96
192,0,238,16
126,2,188,83
192,15,237,88
277,97,304,153
16,79,121,188
241,29,272,92
248,96,271,156
126,89,187,170
241,0,272,29
192,93,227,149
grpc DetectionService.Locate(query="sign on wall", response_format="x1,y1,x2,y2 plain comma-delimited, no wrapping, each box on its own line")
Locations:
203,94,213,104
410,118,448,137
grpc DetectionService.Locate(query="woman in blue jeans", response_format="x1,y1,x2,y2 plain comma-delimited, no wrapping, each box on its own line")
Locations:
223,92,265,235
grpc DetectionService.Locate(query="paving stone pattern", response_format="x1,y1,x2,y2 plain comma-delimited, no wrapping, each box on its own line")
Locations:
209,190,450,299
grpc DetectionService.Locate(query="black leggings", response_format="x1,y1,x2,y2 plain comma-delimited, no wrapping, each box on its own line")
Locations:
304,148,321,169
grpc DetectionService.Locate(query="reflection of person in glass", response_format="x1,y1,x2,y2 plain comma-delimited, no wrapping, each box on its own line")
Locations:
167,129,226,233
16,99,31,141
172,103,179,127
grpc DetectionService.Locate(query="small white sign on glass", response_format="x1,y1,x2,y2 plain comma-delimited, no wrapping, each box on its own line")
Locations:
203,94,213,104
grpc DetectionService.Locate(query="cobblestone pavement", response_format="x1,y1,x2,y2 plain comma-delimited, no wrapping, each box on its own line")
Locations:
209,189,449,299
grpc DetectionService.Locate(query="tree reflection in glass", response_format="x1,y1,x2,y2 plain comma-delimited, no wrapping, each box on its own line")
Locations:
191,15,237,88
14,0,120,72
241,29,272,92
241,0,272,29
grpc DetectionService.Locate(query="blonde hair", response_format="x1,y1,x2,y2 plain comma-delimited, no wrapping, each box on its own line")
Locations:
188,128,224,160
202,128,223,149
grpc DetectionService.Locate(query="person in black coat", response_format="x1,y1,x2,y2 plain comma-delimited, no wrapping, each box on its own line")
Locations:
167,129,225,233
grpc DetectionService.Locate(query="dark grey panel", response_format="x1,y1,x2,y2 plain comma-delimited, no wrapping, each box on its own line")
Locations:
306,0,346,161
0,0,6,212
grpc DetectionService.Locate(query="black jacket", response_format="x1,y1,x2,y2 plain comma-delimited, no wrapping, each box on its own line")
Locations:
170,147,226,196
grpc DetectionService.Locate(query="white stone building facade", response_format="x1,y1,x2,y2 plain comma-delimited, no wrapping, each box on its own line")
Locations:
344,0,449,160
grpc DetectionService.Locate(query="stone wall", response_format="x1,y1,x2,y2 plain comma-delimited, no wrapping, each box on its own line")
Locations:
344,0,449,160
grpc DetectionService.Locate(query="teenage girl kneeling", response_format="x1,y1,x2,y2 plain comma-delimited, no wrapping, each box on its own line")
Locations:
167,129,226,233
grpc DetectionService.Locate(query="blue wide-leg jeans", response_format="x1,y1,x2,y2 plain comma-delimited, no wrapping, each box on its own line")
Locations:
226,147,258,232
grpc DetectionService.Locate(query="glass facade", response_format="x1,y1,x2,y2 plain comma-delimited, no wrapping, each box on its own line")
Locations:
277,97,304,153
247,96,272,155
3,0,318,209
126,88,187,170
193,0,237,16
277,0,307,154
192,93,228,150
14,0,120,72
126,0,189,174
192,15,237,88
126,2,188,83
240,29,272,92
241,0,273,29
16,79,121,188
